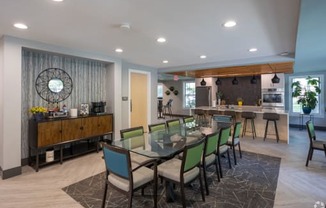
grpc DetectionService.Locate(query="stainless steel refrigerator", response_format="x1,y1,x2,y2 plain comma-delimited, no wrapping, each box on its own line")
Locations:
195,86,211,107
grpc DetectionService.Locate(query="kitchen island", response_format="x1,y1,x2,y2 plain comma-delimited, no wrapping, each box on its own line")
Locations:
192,105,289,144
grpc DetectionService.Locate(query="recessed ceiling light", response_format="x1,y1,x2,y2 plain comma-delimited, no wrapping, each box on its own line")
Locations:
115,48,123,53
280,52,289,56
249,48,258,52
157,37,166,43
120,23,130,30
223,21,237,28
53,0,64,2
162,60,168,64
200,55,207,59
14,23,28,29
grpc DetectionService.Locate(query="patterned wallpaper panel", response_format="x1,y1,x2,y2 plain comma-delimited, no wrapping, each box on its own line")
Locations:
21,48,110,158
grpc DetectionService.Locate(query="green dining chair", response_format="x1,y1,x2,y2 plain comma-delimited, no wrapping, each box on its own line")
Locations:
120,126,152,165
183,115,195,124
166,119,181,135
157,139,205,207
227,122,242,165
148,122,166,133
216,126,232,178
202,132,220,195
120,126,144,139
102,143,157,208
305,120,326,166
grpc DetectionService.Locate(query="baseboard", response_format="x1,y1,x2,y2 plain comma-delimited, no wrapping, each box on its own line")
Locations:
1,166,22,179
289,124,326,131
21,157,29,166
162,113,188,118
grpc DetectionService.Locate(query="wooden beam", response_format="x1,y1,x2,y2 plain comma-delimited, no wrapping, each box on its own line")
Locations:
168,62,293,78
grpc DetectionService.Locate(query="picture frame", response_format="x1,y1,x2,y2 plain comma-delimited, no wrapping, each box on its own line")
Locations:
80,103,89,115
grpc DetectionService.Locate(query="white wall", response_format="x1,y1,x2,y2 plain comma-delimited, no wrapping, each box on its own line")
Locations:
0,35,124,176
0,37,4,169
0,36,22,172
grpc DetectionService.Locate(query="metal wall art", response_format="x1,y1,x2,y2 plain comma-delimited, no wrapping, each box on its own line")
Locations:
35,68,73,103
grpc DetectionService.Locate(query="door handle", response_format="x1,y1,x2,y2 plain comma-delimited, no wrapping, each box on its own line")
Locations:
130,99,132,112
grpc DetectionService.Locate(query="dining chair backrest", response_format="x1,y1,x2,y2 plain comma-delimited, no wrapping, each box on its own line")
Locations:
166,119,181,128
165,99,173,107
218,126,231,146
182,139,205,173
148,122,166,133
166,119,181,134
183,116,195,124
212,115,232,123
120,126,144,139
204,132,219,157
306,120,316,142
233,122,242,139
102,143,131,180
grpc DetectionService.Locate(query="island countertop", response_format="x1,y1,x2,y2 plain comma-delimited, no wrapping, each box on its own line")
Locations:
194,105,288,115
191,105,289,144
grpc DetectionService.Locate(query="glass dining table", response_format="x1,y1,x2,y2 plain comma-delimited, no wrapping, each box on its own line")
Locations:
110,120,231,202
111,123,218,160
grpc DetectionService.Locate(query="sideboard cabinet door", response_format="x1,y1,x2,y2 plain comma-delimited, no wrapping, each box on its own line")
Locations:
81,116,98,138
97,114,113,135
37,121,62,147
61,118,82,142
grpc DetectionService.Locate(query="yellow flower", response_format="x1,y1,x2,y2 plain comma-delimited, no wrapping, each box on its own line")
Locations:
30,106,47,114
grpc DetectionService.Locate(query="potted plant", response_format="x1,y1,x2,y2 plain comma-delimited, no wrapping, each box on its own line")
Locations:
216,91,223,105
291,76,321,114
30,106,47,121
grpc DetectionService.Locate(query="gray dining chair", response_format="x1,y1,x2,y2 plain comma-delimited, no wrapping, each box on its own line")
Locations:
305,120,326,166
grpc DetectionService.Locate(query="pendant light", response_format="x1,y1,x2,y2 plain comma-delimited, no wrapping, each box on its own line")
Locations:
271,73,280,84
232,77,238,85
215,77,221,85
200,78,206,86
250,75,257,84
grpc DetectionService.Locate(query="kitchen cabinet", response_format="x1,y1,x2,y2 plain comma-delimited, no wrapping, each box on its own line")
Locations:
261,73,285,89
29,114,113,171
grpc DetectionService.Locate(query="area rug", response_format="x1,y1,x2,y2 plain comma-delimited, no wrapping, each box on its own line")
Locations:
63,151,281,208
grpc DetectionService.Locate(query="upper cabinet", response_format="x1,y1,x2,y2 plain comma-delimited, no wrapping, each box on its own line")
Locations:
261,73,285,89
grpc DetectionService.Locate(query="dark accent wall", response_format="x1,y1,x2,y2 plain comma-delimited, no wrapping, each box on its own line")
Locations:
218,76,261,105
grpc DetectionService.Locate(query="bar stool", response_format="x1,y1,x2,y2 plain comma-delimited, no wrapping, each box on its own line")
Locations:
194,109,206,126
163,99,173,117
263,113,280,142
241,111,256,139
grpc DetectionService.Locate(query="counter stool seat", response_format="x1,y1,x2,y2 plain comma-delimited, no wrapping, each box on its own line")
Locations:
194,109,207,126
241,111,256,139
263,113,280,142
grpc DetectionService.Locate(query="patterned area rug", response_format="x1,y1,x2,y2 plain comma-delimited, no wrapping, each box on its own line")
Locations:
63,151,281,208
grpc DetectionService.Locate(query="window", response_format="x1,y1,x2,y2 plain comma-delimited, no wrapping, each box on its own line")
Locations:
183,81,196,108
157,83,163,99
289,75,323,116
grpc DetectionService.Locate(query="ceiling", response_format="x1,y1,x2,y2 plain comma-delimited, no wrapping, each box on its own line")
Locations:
0,0,300,71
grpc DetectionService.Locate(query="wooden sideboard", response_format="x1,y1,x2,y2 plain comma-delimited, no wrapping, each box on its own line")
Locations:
29,114,113,171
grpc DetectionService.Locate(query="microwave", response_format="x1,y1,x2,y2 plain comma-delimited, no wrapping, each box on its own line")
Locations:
262,88,284,108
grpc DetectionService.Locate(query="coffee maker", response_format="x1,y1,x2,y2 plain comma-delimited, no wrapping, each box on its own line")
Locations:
91,101,106,114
